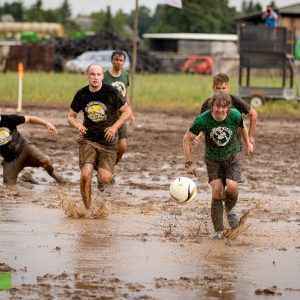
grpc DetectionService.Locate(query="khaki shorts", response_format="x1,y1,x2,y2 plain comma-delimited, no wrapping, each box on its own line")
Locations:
78,141,117,174
2,143,48,184
205,154,241,184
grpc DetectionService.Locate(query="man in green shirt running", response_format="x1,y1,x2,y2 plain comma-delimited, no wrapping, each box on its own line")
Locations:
103,50,134,164
183,91,253,240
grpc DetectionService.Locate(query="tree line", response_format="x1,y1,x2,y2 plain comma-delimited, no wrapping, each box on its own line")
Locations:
0,0,273,38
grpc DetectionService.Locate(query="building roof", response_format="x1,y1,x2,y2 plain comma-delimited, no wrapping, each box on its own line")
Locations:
279,3,300,14
143,33,237,41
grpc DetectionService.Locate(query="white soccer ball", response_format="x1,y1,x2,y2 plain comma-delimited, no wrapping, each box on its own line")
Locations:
169,177,197,204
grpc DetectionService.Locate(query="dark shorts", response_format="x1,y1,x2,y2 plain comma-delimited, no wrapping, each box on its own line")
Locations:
78,141,117,174
118,123,128,140
2,143,48,184
205,154,241,183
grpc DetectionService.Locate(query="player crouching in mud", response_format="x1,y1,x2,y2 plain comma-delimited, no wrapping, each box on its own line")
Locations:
0,114,64,185
183,91,253,240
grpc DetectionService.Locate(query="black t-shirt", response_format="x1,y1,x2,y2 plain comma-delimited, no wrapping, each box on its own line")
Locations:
0,114,26,162
200,94,251,115
70,84,125,147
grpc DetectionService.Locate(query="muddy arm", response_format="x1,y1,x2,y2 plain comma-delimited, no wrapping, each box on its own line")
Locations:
240,122,253,156
104,103,132,142
24,115,57,135
183,131,197,175
68,108,87,136
248,107,258,146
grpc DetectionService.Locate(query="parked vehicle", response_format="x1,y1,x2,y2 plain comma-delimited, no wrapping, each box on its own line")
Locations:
64,50,130,72
180,55,213,74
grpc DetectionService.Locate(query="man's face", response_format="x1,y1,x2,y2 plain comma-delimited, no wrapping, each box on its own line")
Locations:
86,65,103,88
111,54,125,71
213,82,230,93
212,100,229,120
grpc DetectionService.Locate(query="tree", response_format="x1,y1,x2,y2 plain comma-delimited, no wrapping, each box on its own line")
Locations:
128,6,153,36
241,1,262,14
103,6,114,33
26,0,45,22
0,1,24,21
91,11,106,33
59,0,71,24
149,0,237,34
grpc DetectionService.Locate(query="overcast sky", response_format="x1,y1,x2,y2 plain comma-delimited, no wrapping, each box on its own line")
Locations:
14,0,300,16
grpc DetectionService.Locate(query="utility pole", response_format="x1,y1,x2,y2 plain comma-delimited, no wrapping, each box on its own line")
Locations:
130,0,139,107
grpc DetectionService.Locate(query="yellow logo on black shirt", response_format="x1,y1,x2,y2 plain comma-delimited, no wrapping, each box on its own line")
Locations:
85,101,107,122
0,127,12,146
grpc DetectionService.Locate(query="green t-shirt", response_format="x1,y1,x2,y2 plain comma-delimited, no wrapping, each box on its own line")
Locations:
103,70,129,97
189,108,243,161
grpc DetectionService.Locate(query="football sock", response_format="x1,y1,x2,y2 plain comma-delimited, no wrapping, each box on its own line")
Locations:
224,191,238,211
211,198,224,232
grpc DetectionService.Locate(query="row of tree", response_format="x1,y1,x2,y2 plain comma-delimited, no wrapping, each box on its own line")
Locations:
0,0,275,38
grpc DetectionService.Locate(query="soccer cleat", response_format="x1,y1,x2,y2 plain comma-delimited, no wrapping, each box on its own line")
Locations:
211,231,224,240
226,209,239,229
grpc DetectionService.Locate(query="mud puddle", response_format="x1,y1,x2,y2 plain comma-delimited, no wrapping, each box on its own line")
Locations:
1,201,300,299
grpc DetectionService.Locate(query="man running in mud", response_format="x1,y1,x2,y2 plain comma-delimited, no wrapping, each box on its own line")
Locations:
183,91,253,240
0,114,64,185
68,64,132,215
103,50,134,164
200,73,257,148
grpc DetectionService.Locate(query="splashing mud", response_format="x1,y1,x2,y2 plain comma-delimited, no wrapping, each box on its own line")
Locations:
224,201,261,240
57,190,111,219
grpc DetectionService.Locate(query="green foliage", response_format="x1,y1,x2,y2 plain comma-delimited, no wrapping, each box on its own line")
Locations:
241,1,262,14
0,1,24,21
0,0,239,38
103,6,114,34
58,0,72,24
90,11,106,33
25,0,61,23
150,0,237,34
128,6,153,36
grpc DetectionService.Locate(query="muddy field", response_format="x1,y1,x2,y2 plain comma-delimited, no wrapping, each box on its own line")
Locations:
0,107,300,300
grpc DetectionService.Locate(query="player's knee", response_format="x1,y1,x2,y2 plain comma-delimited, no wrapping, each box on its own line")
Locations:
212,186,224,199
41,155,51,168
97,172,113,184
226,181,238,194
81,169,92,183
118,139,127,154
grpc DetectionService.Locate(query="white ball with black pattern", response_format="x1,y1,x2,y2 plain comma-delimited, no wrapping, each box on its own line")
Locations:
169,177,197,204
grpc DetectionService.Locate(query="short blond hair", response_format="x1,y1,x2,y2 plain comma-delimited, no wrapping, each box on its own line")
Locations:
213,73,229,88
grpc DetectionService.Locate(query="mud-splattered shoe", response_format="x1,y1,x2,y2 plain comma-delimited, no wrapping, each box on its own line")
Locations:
20,171,39,184
211,231,224,240
85,208,96,219
97,180,105,192
226,209,239,229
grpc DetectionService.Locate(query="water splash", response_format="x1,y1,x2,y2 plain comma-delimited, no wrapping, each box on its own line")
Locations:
56,190,111,219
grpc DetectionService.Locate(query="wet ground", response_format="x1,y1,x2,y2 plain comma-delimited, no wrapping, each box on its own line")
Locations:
0,108,300,299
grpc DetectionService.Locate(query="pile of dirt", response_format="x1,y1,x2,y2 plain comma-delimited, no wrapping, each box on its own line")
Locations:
52,31,162,72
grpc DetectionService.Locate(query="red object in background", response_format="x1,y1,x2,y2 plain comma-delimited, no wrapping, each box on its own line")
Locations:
180,55,214,74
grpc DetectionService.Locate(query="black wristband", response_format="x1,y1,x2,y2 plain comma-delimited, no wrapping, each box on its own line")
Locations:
185,161,193,168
